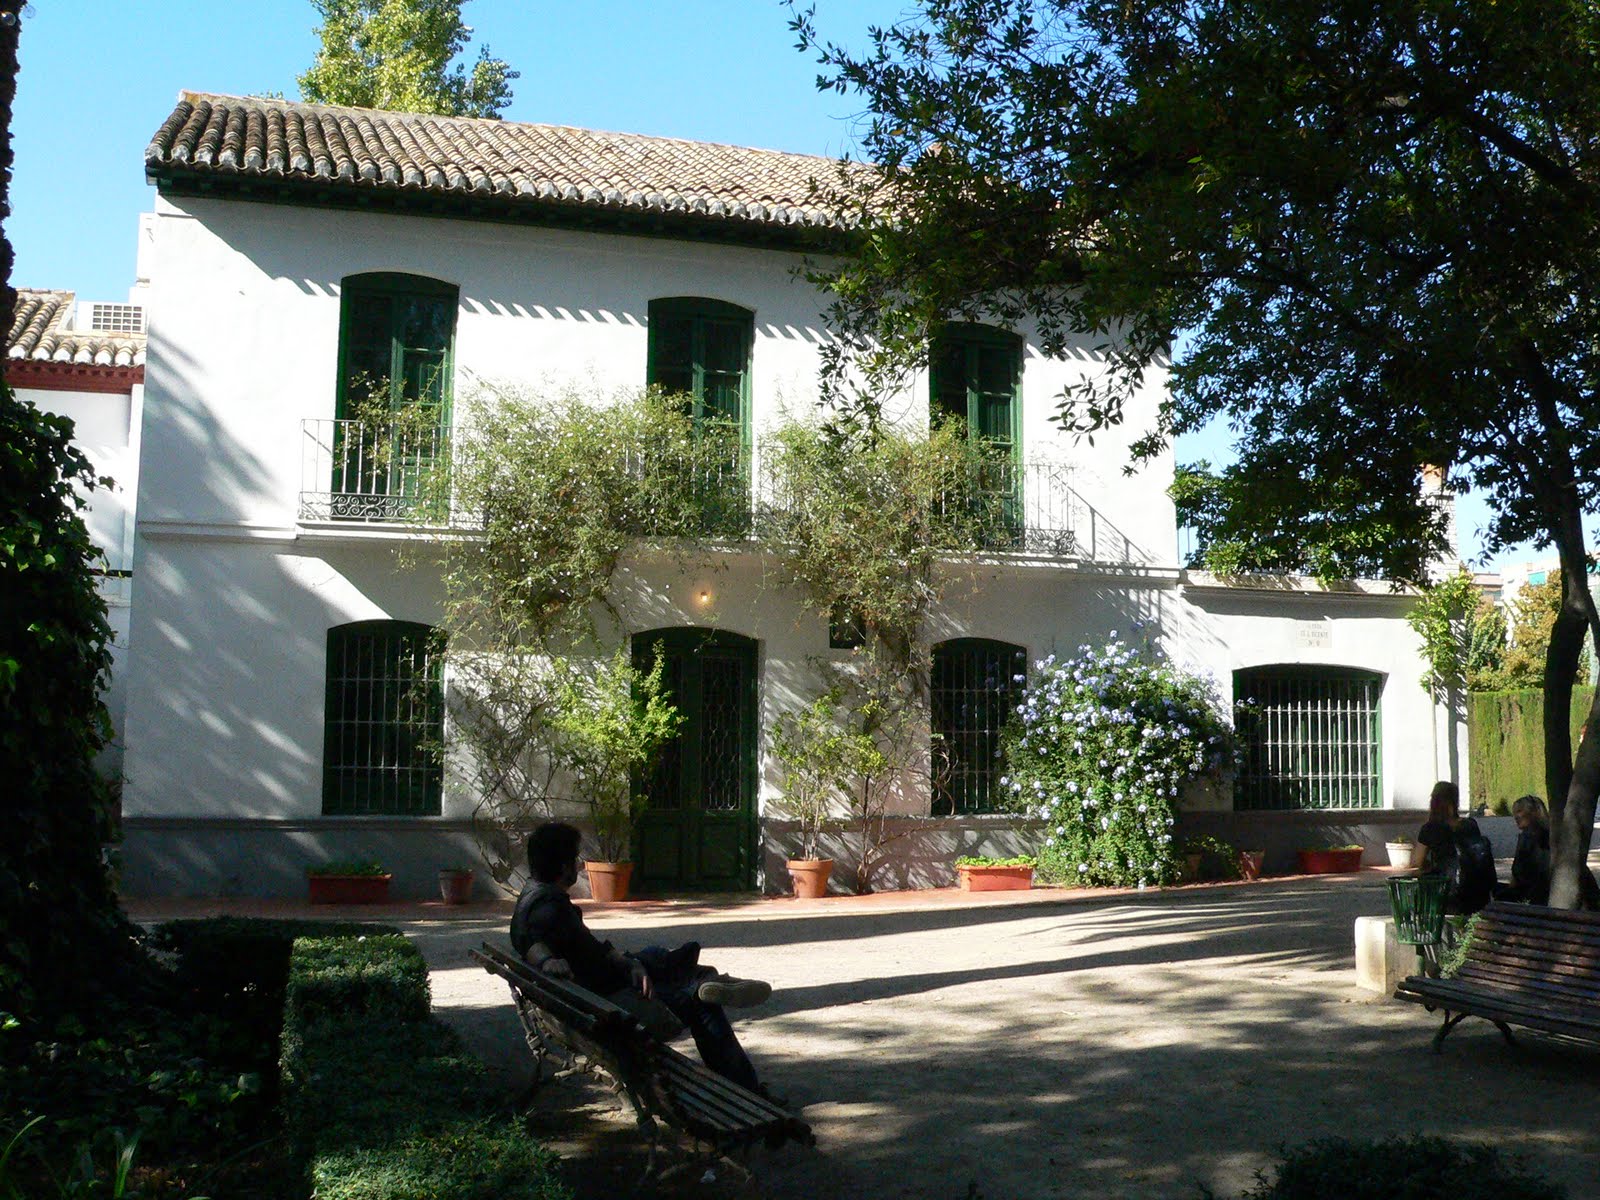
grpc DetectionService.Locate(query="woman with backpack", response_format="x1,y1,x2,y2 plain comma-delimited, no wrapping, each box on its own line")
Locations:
1415,780,1496,916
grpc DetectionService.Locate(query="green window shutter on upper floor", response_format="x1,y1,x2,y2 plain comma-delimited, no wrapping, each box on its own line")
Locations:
929,323,1022,461
647,297,753,444
337,273,459,423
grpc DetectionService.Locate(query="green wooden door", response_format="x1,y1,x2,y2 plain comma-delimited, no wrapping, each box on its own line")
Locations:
633,628,758,892
930,324,1023,543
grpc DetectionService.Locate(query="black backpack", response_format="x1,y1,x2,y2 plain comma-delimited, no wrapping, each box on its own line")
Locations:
1447,822,1496,915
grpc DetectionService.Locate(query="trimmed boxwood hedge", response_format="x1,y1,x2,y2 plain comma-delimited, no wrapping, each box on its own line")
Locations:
1209,1136,1564,1200
281,931,570,1200
148,916,402,1051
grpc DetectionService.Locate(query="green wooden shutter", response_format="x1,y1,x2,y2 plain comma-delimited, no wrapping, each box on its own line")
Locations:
336,274,457,421
333,275,457,517
647,298,752,442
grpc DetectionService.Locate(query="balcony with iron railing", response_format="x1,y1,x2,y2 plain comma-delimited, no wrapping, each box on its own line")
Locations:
299,418,1142,562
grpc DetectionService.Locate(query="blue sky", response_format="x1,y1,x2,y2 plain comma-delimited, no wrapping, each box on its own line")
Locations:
8,0,1541,572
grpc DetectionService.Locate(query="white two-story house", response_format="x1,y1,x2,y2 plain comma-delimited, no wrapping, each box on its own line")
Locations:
119,92,1457,898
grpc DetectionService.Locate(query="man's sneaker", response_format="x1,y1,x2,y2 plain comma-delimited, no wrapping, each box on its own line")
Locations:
696,974,772,1007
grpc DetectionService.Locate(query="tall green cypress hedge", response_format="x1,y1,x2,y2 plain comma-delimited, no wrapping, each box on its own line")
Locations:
1467,686,1594,809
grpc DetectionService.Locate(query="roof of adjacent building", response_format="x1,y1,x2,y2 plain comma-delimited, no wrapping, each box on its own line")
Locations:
8,289,146,369
145,92,865,244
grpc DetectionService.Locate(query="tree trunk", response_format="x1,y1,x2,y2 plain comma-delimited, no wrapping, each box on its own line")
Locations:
1542,515,1600,909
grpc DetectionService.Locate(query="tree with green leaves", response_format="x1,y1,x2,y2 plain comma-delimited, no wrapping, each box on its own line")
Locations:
0,0,145,1021
793,0,1600,907
299,0,517,118
1497,575,1594,692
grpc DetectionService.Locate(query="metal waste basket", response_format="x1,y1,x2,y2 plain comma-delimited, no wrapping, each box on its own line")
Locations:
1388,874,1449,974
1388,874,1449,945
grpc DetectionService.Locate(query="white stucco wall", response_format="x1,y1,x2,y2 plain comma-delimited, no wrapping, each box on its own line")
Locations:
120,191,1447,896
21,381,142,779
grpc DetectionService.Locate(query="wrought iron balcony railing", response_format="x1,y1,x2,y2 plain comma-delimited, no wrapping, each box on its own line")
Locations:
301,420,1135,561
300,418,447,523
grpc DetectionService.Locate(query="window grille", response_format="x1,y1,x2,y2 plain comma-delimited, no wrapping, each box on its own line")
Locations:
89,303,144,334
323,621,444,816
931,638,1026,815
1233,666,1383,810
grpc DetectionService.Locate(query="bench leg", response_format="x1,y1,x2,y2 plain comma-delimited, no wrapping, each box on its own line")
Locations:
1494,1020,1517,1047
1432,1011,1468,1052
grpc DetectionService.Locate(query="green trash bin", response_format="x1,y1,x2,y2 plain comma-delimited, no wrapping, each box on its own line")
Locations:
1388,874,1449,945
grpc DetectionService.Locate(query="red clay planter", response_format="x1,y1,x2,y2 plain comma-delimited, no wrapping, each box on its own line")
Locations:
957,864,1035,892
1297,847,1364,875
307,873,393,904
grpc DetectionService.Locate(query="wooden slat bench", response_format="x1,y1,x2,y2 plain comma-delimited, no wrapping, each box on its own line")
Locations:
471,942,813,1180
1394,902,1600,1052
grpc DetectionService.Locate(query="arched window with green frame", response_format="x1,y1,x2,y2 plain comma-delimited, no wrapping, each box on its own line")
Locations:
1233,664,1384,810
322,620,445,816
931,637,1028,815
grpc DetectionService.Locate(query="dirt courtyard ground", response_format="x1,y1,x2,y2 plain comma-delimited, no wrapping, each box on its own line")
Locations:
401,874,1600,1199
133,875,1600,1199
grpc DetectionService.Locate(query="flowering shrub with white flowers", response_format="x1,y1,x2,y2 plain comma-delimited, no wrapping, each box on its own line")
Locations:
1001,637,1236,888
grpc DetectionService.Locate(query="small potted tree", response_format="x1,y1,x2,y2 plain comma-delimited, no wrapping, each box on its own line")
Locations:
550,646,682,902
769,689,883,898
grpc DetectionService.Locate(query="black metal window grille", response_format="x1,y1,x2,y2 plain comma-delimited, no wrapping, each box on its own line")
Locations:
323,620,444,816
931,638,1027,815
1233,666,1383,811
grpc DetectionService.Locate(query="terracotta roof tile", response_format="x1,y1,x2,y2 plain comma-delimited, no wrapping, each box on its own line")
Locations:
7,290,146,368
146,92,865,235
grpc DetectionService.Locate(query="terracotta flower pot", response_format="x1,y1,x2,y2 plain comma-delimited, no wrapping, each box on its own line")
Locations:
957,864,1034,892
307,873,393,904
584,861,633,902
1297,847,1364,875
787,858,834,899
1237,850,1265,881
438,868,474,905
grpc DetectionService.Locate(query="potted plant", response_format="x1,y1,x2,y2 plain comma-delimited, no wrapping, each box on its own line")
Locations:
955,854,1036,891
1297,843,1365,874
307,859,392,904
1178,835,1242,883
550,646,682,902
438,865,475,904
769,689,882,898
1384,834,1415,869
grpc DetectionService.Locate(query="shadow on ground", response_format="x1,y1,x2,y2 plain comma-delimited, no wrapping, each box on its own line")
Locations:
409,879,1600,1200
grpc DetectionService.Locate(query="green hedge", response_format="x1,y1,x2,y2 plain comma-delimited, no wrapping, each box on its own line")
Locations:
1209,1135,1563,1199
1467,687,1593,809
281,933,570,1200
148,917,401,1051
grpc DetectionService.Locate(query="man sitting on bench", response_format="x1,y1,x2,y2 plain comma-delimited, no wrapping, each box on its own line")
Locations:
511,821,771,1091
